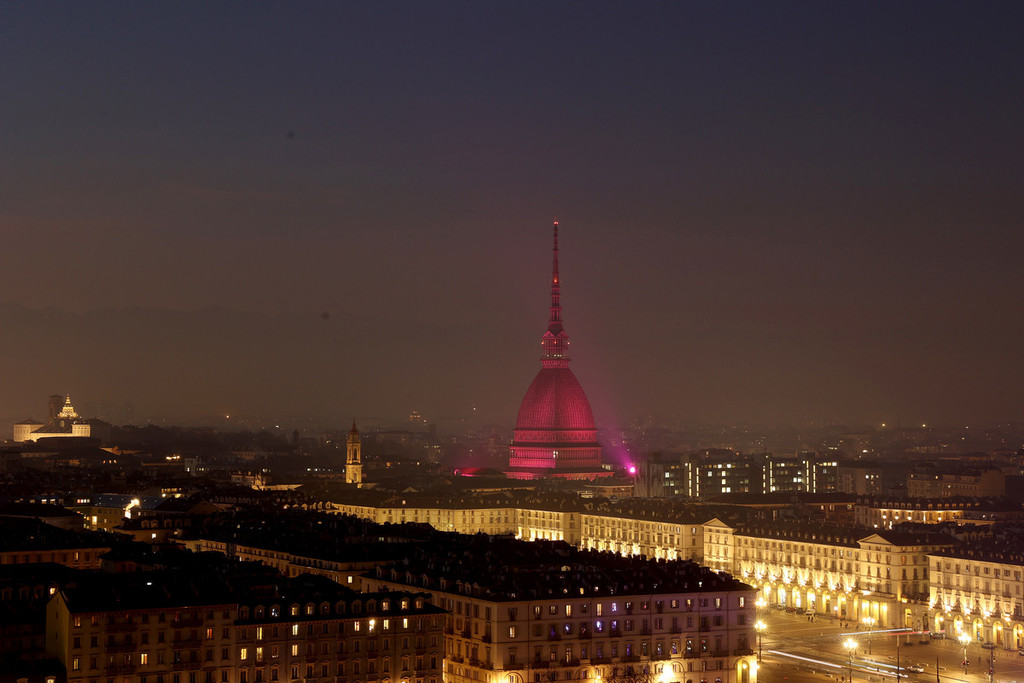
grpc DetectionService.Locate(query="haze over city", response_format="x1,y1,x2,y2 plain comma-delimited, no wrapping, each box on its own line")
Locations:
3,2,1023,429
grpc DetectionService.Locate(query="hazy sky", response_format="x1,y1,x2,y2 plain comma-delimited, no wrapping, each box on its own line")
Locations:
2,2,1023,430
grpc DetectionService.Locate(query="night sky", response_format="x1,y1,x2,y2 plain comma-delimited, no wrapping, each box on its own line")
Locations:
2,2,1023,429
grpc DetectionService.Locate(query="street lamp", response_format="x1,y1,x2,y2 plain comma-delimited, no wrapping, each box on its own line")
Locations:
981,641,995,683
861,616,876,654
958,631,972,675
843,638,858,683
754,620,767,662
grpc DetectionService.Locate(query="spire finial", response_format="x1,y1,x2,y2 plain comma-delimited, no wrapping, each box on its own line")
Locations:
552,219,559,287
541,219,569,366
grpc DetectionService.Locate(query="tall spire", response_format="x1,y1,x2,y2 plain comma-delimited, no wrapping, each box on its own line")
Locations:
541,220,570,367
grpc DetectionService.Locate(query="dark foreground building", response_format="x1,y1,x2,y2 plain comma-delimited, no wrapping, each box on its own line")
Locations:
371,535,757,683
45,559,444,683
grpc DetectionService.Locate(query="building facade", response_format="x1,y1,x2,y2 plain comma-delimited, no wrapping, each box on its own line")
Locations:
928,537,1024,649
704,519,952,632
370,539,757,683
46,571,444,683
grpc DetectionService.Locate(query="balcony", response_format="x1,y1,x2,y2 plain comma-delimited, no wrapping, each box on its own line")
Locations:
106,642,136,653
104,665,136,676
105,621,137,633
172,639,203,649
172,660,201,671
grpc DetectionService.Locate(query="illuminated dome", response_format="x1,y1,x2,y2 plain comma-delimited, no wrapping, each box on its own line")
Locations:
515,368,596,433
508,222,603,478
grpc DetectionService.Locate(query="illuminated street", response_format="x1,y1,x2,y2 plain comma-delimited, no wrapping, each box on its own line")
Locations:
757,610,1024,683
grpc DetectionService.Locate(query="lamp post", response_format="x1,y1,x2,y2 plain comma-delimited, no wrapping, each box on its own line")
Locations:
862,616,876,654
754,620,766,662
958,631,972,676
981,641,995,683
843,638,858,683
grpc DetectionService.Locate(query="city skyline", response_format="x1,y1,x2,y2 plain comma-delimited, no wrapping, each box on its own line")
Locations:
3,3,1023,429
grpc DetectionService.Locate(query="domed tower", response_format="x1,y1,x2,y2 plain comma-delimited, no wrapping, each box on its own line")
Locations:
508,221,602,478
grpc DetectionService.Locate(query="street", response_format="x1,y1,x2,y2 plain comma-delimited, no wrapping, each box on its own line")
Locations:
756,609,1024,683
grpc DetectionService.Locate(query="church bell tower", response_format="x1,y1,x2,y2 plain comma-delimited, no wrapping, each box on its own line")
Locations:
345,421,362,487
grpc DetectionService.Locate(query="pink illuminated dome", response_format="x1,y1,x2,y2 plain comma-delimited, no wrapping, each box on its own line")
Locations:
508,221,603,478
515,367,596,433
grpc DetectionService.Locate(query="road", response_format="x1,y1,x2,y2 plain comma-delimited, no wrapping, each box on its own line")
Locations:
756,609,1024,683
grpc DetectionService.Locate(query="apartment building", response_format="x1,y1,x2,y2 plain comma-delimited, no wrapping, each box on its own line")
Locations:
704,519,952,631
0,517,114,570
324,492,737,563
855,500,966,529
369,535,757,683
928,534,1024,649
45,567,444,683
907,467,1005,499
